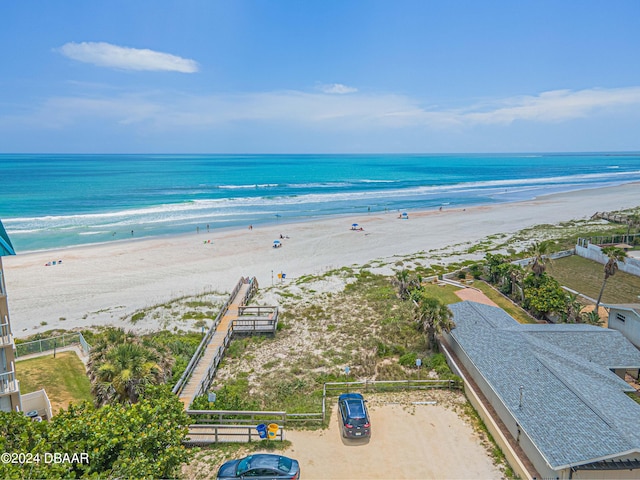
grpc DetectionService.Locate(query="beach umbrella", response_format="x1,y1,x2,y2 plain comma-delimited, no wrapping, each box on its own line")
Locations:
273,240,281,245
352,223,358,228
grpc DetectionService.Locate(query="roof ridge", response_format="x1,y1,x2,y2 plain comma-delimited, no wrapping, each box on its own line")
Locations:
534,353,615,429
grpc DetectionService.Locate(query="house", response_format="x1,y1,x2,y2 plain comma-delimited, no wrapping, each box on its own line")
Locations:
443,301,640,479
604,304,640,350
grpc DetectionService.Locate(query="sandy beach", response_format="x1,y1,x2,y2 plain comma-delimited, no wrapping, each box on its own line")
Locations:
4,183,639,338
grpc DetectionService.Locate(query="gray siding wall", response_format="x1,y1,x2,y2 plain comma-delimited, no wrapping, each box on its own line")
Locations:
608,308,640,349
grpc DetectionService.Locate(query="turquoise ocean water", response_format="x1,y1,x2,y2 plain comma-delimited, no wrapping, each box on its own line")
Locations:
1,153,639,253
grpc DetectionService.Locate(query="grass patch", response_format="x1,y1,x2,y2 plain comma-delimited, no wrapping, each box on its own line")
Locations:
472,281,538,324
549,255,640,304
419,283,463,305
16,351,92,413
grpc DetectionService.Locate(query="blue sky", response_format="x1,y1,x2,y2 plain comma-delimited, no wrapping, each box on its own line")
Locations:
1,0,639,153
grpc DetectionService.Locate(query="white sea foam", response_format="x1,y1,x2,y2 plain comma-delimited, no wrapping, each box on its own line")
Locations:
6,168,639,230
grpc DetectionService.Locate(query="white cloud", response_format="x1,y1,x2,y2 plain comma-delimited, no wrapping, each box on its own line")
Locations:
460,87,640,125
5,85,640,135
57,42,199,73
318,83,358,94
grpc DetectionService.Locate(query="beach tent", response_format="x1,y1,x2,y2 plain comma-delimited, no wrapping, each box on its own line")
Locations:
0,220,15,256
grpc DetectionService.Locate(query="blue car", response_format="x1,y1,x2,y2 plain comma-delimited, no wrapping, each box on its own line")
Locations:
338,393,371,438
216,454,300,479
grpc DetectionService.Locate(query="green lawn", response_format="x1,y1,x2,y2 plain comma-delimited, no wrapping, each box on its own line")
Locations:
471,281,539,324
16,351,92,413
420,283,463,304
549,255,640,304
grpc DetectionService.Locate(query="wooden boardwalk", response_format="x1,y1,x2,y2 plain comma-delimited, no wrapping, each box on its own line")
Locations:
175,278,279,408
178,281,251,407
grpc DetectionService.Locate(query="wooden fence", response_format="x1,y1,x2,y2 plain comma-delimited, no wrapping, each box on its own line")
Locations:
322,379,461,423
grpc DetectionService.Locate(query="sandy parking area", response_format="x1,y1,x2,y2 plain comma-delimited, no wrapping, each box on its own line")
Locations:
282,392,503,480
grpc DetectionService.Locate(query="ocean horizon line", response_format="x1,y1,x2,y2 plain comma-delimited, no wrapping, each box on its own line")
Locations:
3,150,640,156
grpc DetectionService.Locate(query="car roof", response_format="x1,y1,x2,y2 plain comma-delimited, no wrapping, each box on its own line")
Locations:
242,454,292,472
339,393,364,402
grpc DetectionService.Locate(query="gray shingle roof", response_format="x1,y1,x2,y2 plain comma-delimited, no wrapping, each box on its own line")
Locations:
449,301,640,470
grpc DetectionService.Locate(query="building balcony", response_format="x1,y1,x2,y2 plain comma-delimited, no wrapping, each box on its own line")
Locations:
0,322,13,348
0,370,18,395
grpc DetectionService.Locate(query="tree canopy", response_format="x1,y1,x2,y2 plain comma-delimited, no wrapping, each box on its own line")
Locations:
0,385,192,479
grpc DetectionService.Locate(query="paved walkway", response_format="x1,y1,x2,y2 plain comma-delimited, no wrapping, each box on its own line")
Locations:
454,286,498,306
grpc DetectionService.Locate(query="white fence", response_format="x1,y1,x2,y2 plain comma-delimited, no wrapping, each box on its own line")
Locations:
575,241,640,277
15,332,91,358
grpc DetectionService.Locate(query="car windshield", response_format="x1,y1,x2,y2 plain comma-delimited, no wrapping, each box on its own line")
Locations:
278,456,292,472
347,400,366,418
237,457,252,474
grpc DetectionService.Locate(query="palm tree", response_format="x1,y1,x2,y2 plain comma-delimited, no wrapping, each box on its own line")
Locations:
87,327,137,380
88,328,174,406
414,295,454,350
584,309,602,326
394,269,411,299
509,265,525,302
563,293,584,324
528,240,552,277
92,342,171,406
595,246,627,311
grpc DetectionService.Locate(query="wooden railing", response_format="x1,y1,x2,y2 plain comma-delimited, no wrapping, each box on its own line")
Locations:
173,277,260,398
185,424,284,445
322,379,461,423
187,409,286,424
172,277,247,396
181,378,462,444
186,409,286,444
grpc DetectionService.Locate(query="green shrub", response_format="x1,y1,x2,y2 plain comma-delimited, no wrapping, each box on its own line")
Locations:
399,352,418,367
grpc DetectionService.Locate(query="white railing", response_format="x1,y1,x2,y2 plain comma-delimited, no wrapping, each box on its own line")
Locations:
0,370,18,395
15,332,91,358
0,322,12,347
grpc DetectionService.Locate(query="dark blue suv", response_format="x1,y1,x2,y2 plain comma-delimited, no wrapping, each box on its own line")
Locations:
338,393,371,438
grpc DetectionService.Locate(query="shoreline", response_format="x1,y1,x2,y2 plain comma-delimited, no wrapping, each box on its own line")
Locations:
7,178,640,255
4,182,639,339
